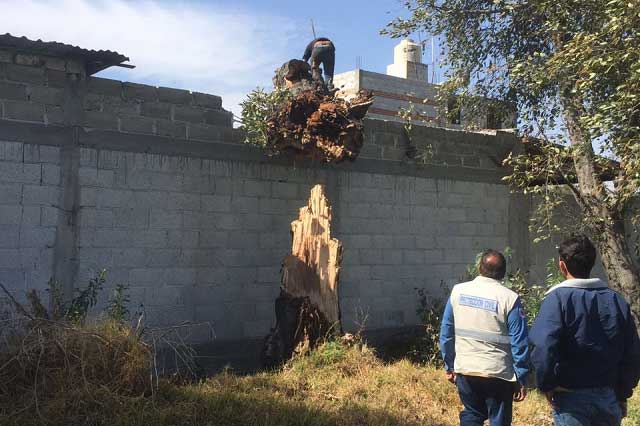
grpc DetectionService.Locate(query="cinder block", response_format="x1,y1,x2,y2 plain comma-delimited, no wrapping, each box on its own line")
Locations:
0,81,27,101
226,232,259,249
103,96,140,116
141,102,171,119
43,56,66,71
0,249,21,268
134,191,168,209
149,209,182,229
22,185,59,205
230,196,258,213
120,116,154,134
0,143,21,164
93,188,135,208
123,82,157,101
201,194,231,212
188,123,220,141
40,206,58,226
167,192,201,211
113,207,149,229
245,179,271,197
29,86,64,105
0,205,22,225
243,319,271,338
83,111,118,130
167,230,199,248
147,248,180,267
129,268,166,285
403,249,425,265
0,183,22,204
45,105,64,125
381,249,403,265
158,87,192,104
271,182,298,199
174,106,204,123
0,49,13,63
65,59,84,74
203,109,232,127
87,77,123,97
5,63,45,84
79,208,114,228
215,214,242,231
93,229,132,248
19,226,56,248
41,164,61,185
83,93,103,111
0,225,19,248
192,92,222,109
3,100,44,122
155,119,186,139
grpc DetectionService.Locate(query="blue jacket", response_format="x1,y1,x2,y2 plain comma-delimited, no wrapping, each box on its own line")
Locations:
439,295,531,384
529,278,640,400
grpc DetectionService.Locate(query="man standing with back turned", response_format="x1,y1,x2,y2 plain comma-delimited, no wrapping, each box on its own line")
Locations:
530,235,640,426
303,37,335,90
440,249,530,426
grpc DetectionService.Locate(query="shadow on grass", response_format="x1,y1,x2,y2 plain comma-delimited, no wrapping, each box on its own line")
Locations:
0,379,441,426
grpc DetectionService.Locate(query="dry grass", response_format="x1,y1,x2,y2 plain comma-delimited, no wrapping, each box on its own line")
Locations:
1,339,638,426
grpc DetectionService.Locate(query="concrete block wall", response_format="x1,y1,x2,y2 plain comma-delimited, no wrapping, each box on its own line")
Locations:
72,144,510,339
0,44,528,350
0,47,237,143
0,141,61,301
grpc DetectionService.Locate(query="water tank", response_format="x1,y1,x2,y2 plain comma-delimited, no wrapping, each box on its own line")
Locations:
394,39,422,64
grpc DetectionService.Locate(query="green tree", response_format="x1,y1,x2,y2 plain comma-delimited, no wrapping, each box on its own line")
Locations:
384,0,640,317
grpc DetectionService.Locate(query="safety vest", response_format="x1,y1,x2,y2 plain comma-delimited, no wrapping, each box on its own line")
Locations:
450,275,519,382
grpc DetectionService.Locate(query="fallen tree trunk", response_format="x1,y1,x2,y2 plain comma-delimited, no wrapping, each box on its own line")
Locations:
264,60,374,163
262,185,342,368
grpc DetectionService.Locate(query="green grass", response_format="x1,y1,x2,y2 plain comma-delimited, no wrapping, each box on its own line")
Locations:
1,341,638,426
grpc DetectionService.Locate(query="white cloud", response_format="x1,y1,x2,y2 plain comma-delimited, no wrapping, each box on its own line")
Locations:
0,0,303,118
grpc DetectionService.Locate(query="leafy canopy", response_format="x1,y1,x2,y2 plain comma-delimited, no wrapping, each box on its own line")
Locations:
384,0,640,238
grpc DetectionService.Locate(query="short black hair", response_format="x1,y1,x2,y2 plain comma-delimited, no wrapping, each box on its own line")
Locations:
478,249,507,280
558,235,597,278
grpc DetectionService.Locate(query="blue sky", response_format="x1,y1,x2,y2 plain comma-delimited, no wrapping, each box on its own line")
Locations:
0,0,439,117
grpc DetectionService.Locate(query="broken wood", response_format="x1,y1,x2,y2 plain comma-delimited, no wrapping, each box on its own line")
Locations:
262,184,343,368
265,60,374,163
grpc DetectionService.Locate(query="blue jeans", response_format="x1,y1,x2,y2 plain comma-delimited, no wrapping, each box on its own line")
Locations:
552,387,622,426
456,374,515,426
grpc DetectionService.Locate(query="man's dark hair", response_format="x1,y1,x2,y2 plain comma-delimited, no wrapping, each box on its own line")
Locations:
558,235,597,278
478,249,507,280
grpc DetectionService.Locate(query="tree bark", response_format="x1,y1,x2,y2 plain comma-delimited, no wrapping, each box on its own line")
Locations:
562,95,640,320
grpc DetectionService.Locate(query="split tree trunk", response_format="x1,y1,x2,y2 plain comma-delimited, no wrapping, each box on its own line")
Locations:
563,96,640,320
261,185,343,367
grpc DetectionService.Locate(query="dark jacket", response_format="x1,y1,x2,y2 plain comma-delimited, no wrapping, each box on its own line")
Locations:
303,38,335,61
529,278,640,400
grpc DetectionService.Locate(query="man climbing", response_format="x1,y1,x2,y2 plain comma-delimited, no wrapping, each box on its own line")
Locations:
439,249,530,426
303,37,335,90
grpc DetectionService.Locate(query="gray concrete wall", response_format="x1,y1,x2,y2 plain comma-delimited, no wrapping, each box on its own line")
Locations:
0,45,531,351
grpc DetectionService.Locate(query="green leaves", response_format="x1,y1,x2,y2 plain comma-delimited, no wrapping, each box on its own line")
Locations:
239,87,292,150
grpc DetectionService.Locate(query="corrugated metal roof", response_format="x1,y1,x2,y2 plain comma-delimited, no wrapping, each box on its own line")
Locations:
0,34,131,75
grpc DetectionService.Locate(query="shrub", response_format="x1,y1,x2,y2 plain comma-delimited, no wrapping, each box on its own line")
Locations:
240,87,292,149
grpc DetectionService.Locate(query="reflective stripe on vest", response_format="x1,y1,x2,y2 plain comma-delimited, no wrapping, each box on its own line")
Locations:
455,327,511,345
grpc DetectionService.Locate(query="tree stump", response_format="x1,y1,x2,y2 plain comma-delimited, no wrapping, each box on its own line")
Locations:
261,185,342,368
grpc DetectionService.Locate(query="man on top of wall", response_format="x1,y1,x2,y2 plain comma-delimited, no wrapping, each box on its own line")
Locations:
303,37,335,90
529,235,640,425
440,249,530,426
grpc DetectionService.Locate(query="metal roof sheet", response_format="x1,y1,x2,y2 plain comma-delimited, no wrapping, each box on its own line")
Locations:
0,34,131,75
